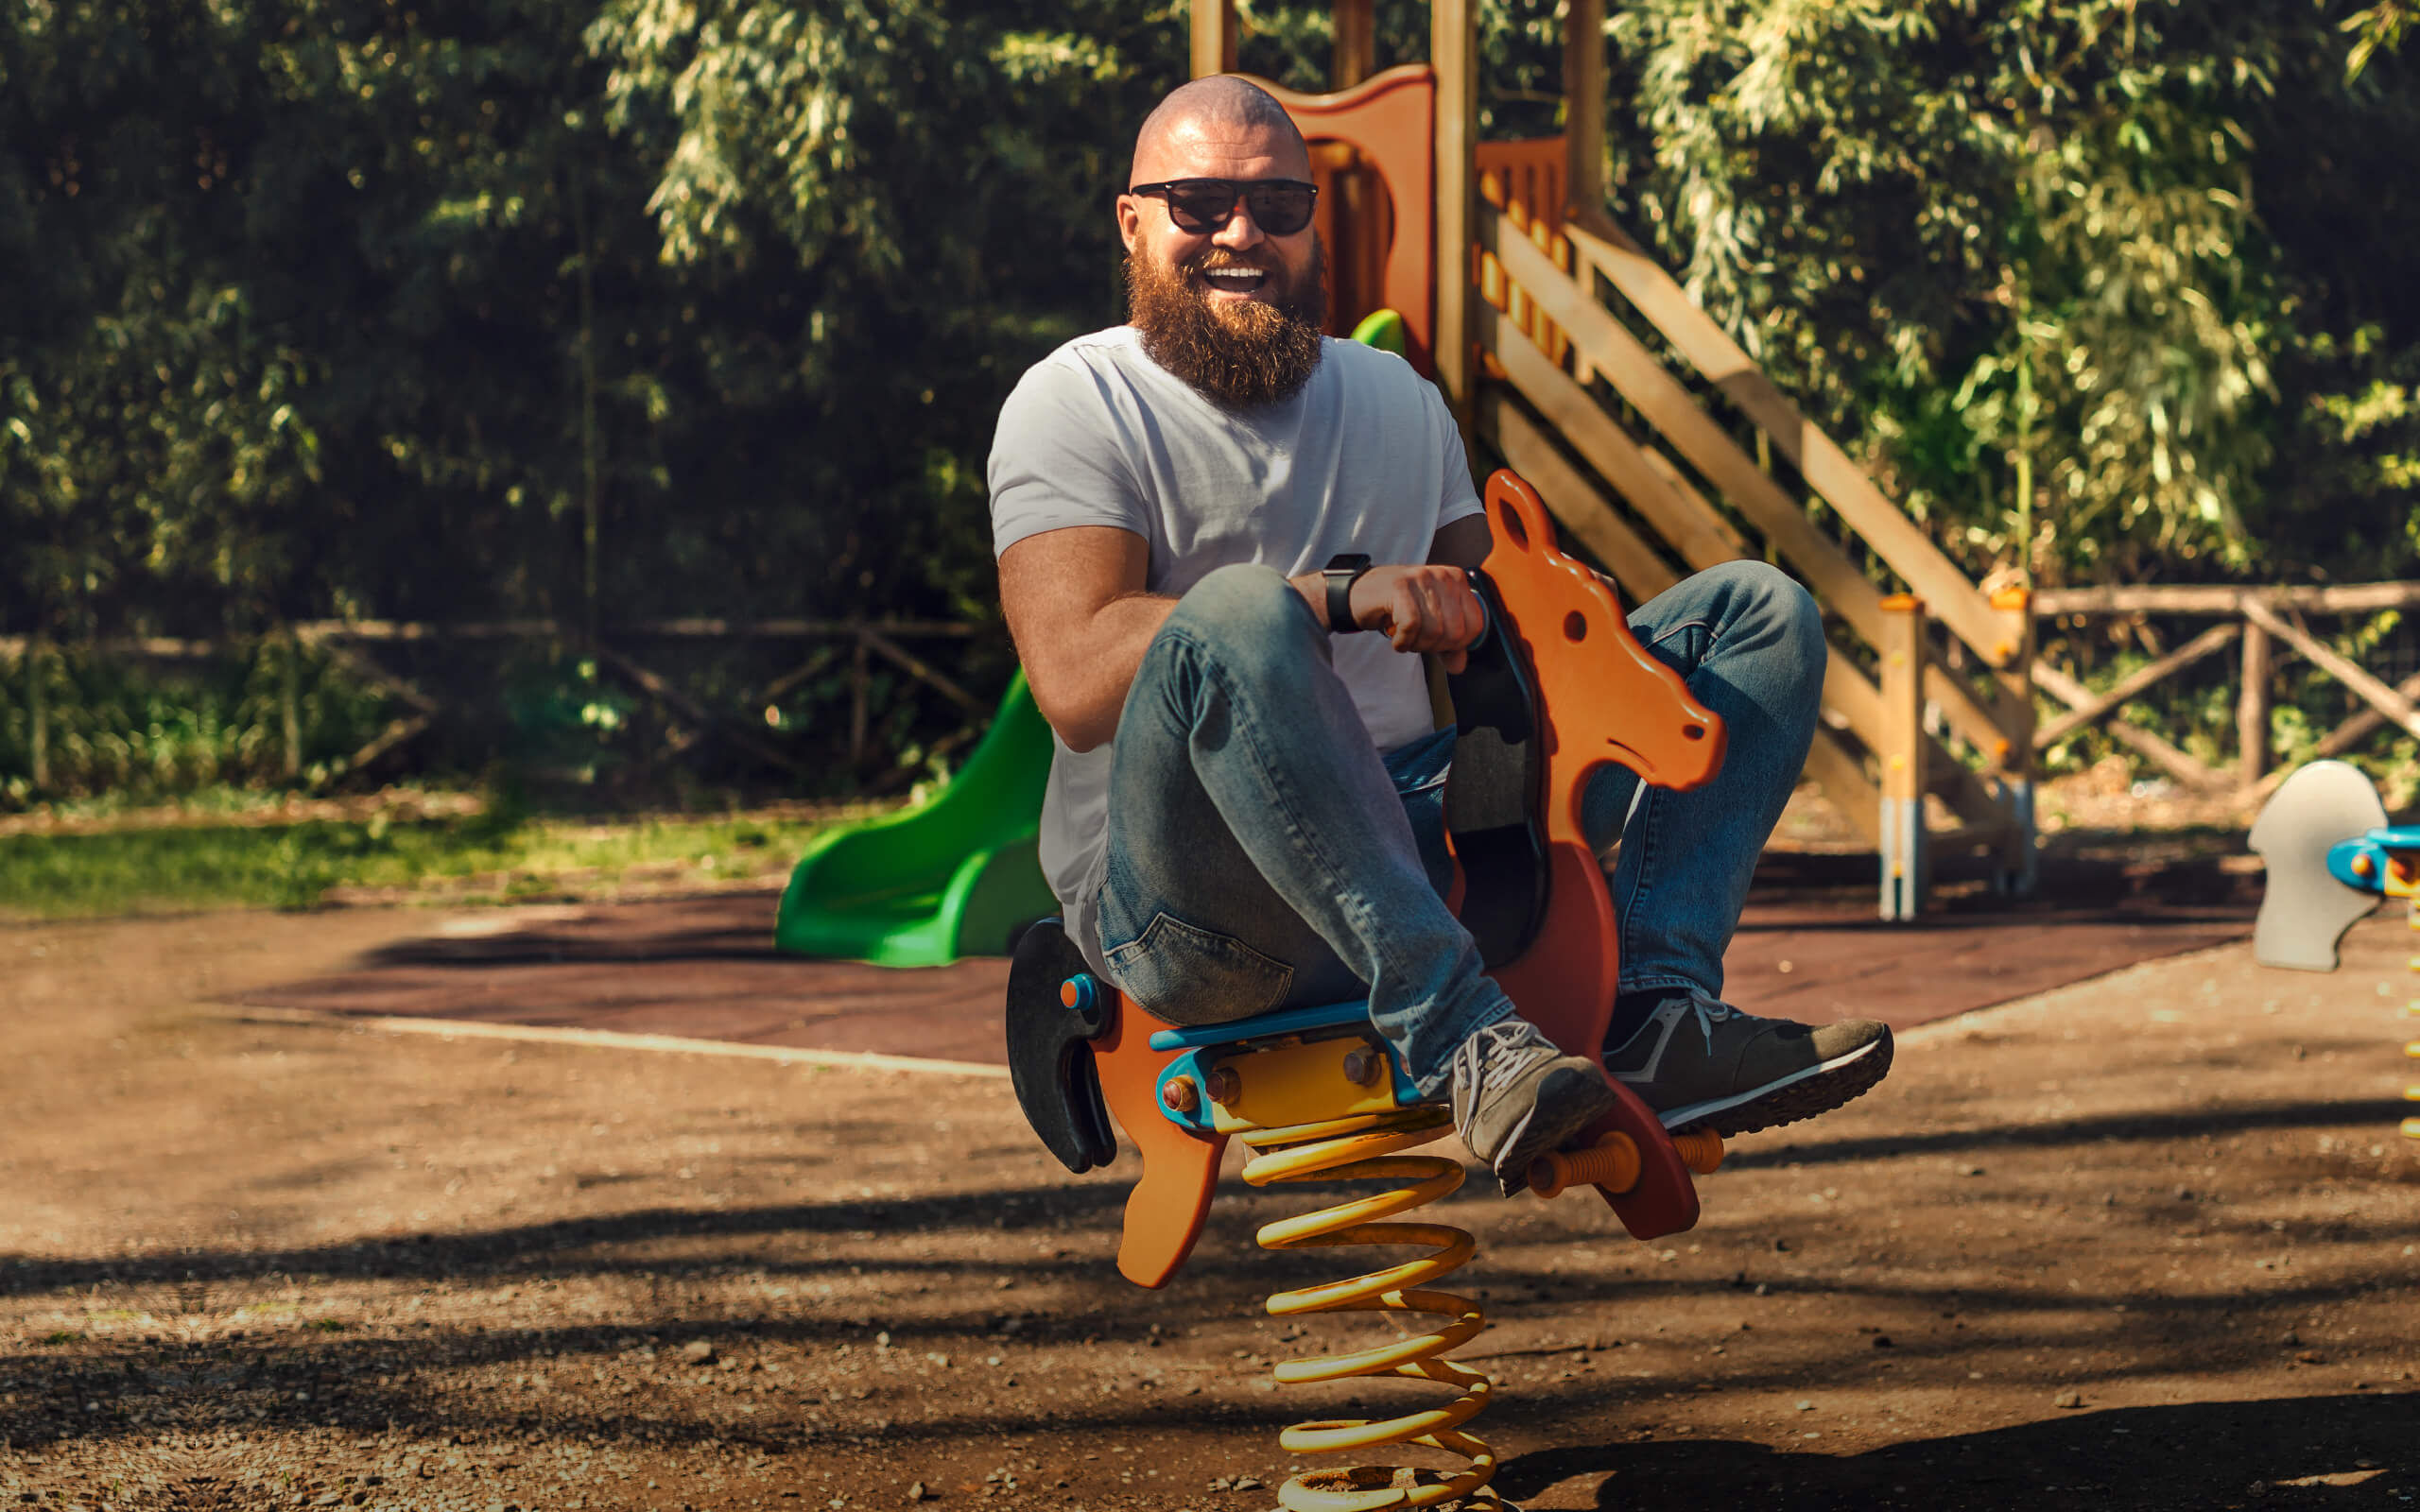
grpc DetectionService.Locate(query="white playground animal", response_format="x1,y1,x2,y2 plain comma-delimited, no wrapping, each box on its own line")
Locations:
2248,759,2389,971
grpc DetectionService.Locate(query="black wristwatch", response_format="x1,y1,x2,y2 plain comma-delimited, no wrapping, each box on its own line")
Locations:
1322,553,1374,634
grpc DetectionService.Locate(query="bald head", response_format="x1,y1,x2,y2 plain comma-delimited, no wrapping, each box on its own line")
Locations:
1115,72,1324,365
1129,76,1311,187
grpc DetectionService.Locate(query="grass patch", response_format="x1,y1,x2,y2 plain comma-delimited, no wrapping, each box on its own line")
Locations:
0,799,861,920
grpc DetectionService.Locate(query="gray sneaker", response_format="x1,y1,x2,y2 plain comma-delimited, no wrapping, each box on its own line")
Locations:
1604,989,1893,1137
1448,1017,1620,1194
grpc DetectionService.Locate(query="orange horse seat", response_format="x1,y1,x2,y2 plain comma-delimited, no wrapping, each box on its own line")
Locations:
1003,470,1726,1287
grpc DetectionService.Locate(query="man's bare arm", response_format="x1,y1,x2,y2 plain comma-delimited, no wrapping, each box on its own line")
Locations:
997,526,1169,753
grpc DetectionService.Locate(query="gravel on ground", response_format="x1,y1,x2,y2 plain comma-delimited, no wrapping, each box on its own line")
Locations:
2,902,2415,1509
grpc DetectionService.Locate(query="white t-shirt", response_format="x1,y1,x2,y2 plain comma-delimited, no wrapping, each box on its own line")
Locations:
988,324,1483,969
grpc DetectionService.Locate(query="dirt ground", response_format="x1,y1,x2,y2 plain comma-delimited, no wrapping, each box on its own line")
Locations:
2,897,2417,1511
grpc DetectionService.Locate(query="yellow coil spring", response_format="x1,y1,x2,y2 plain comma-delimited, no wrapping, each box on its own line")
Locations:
1236,1103,1508,1512
2405,893,2419,1142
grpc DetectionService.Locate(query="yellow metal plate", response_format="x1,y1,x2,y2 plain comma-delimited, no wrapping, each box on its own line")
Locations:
1206,1035,1402,1134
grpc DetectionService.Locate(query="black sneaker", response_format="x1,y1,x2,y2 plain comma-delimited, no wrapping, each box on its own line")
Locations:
1604,989,1893,1137
1448,1017,1619,1194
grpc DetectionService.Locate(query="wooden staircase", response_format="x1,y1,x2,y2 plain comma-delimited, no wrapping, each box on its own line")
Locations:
1471,155,2037,912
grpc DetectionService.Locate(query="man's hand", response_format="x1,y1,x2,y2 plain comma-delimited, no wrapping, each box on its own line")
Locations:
1346,563,1487,673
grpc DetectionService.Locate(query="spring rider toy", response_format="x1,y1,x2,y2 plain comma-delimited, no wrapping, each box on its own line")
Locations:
2250,758,2420,1142
1007,470,1728,1509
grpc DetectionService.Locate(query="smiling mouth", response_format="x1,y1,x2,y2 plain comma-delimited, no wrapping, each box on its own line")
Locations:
1195,265,1272,298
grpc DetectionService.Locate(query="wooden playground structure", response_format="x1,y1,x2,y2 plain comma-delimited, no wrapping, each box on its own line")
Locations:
1192,0,2041,919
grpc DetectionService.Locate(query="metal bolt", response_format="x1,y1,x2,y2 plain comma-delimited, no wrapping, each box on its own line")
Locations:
1161,1076,1200,1114
1202,1067,1241,1105
1341,1046,1384,1087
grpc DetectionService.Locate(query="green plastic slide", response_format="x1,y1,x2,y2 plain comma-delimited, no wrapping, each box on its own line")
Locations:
1351,306,1408,356
772,669,1061,967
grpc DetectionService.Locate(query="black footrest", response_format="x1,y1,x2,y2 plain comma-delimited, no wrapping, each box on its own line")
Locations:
1005,919,1115,1174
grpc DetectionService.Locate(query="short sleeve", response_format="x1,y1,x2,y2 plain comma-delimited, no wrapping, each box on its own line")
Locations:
1431,384,1484,531
988,352,1150,558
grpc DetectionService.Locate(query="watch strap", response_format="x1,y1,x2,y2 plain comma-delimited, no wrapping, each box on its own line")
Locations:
1322,554,1374,634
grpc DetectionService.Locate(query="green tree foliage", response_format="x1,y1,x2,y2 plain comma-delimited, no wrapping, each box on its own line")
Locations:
0,2,320,638
1200,1,2419,587
0,0,1187,653
1594,0,2420,583
2344,0,2414,77
2,0,650,636
583,0,1188,620
3,0,2417,800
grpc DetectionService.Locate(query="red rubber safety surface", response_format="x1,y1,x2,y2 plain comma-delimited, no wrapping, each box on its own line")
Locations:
229,868,2260,1059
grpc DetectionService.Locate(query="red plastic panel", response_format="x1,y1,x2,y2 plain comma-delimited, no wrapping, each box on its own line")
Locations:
1250,66,1439,376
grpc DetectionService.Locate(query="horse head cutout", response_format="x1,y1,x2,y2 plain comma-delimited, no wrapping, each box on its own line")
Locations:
1468,467,1725,1035
1459,469,1724,1236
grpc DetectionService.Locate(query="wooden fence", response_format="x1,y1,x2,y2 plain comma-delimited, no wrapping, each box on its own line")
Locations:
0,618,991,794
8,584,2411,833
2030,582,2420,799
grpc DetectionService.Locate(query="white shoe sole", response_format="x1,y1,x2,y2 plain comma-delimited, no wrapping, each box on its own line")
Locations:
1628,1035,1893,1137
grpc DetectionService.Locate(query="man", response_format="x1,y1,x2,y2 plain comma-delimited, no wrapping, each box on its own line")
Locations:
989,76,1892,1192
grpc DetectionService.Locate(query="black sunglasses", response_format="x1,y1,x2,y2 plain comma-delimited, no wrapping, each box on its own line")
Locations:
1127,177,1319,237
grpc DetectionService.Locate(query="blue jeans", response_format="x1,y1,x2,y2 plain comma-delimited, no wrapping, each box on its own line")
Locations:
1095,558,1824,1094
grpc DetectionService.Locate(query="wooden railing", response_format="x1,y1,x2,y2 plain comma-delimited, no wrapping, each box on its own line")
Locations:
1475,143,1575,374
1467,168,2035,911
2031,582,2420,800
0,619,986,793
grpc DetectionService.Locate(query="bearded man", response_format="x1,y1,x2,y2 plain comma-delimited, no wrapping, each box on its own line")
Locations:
988,76,1893,1191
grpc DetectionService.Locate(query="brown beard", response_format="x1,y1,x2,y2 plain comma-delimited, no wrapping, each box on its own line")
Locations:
1123,236,1328,410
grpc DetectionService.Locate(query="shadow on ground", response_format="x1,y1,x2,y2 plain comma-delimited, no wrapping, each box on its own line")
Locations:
1506,1396,2414,1509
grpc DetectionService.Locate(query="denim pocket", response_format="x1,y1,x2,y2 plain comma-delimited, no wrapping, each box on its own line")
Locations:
1104,911,1295,1026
